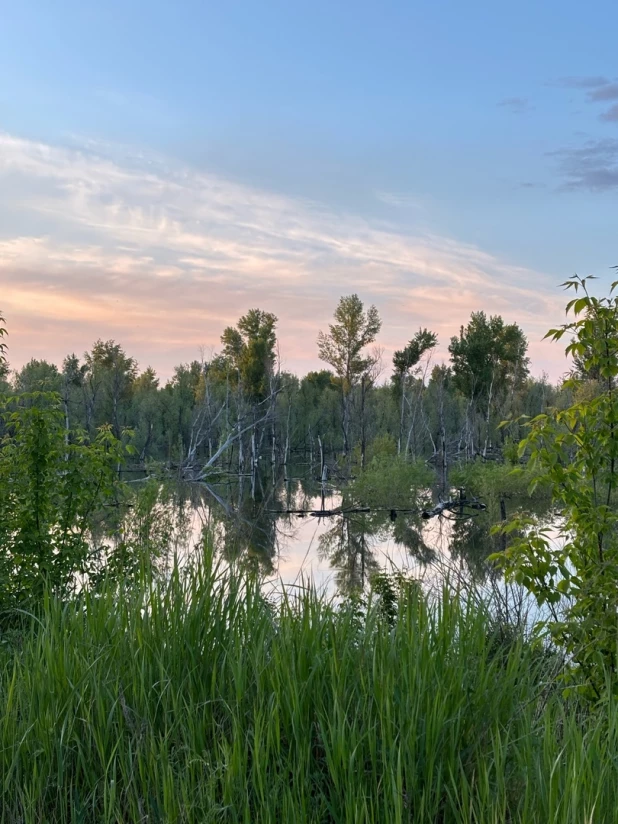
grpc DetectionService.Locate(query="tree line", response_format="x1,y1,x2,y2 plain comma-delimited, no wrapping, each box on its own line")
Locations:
1,295,554,487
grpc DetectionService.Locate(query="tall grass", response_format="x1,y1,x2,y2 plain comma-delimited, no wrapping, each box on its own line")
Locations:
1,551,616,823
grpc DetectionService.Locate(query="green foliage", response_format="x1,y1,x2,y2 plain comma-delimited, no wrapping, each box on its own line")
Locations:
133,365,159,393
82,340,138,438
296,370,341,448
0,309,8,377
364,432,397,461
90,479,192,587
493,276,618,698
14,359,62,394
351,453,433,509
317,294,382,392
392,327,437,388
0,554,614,823
220,308,278,401
318,294,382,456
451,461,549,506
370,568,421,625
86,339,137,382
0,393,130,611
5,302,556,471
449,311,529,404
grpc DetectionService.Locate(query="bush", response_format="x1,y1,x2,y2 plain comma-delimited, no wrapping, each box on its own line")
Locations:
451,461,550,513
351,454,433,509
494,277,618,698
0,393,129,611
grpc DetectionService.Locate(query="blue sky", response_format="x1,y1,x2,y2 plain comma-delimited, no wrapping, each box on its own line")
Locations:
2,0,618,378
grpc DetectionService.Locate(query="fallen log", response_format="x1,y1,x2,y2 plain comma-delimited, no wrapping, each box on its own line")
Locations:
421,497,486,520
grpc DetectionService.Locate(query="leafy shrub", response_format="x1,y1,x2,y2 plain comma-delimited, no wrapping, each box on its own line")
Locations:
494,277,618,699
0,393,129,611
351,454,433,509
451,461,550,515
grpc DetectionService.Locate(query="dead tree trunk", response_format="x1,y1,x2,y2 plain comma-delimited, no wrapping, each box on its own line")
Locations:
360,376,367,470
483,366,495,459
398,373,406,456
439,397,447,494
237,418,244,473
283,402,291,468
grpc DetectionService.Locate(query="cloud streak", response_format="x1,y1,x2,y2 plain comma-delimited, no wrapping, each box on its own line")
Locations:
556,76,618,123
0,133,563,379
498,97,533,114
555,76,610,89
600,104,618,123
550,138,618,190
588,83,618,102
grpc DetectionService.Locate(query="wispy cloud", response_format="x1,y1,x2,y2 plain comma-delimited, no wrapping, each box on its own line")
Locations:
588,83,618,102
555,76,611,89
498,97,533,114
550,138,618,190
600,104,618,123
0,133,562,378
375,191,424,209
555,77,618,122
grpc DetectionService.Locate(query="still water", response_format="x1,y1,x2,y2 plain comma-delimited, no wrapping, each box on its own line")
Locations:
131,469,555,605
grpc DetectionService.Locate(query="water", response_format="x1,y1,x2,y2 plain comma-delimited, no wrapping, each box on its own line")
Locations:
130,468,555,604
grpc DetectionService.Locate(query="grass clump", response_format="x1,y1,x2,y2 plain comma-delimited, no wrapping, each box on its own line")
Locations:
1,552,617,823
351,453,433,509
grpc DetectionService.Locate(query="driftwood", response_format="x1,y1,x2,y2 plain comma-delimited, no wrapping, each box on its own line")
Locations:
268,506,371,518
308,507,370,518
421,493,486,520
268,490,486,522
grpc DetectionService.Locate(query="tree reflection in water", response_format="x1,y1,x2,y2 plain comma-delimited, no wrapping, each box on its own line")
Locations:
178,468,555,596
317,507,433,597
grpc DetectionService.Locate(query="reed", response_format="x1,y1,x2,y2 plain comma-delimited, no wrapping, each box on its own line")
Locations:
0,550,615,823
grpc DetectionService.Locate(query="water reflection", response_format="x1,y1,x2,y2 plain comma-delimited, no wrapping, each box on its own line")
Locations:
449,517,497,582
317,514,379,595
115,469,554,599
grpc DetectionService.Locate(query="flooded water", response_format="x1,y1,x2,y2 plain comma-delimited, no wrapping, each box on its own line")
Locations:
190,490,458,594
134,468,556,606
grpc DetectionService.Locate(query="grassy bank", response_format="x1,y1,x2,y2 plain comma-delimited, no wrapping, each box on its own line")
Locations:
0,553,616,823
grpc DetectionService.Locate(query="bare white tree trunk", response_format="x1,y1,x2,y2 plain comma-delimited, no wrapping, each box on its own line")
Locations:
398,374,406,456
284,402,291,468
238,418,244,473
483,366,495,459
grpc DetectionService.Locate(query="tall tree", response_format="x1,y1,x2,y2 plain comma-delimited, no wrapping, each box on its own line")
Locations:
0,311,6,353
162,361,205,460
392,328,438,456
449,312,529,403
220,310,279,472
448,312,529,457
14,359,62,394
58,355,86,433
83,340,138,438
317,294,382,458
132,367,161,461
0,310,9,390
220,309,278,403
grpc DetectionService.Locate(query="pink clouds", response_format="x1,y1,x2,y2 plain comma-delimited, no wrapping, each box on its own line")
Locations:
0,133,566,381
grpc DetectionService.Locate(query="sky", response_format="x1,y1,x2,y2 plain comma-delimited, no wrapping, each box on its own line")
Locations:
2,0,618,381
